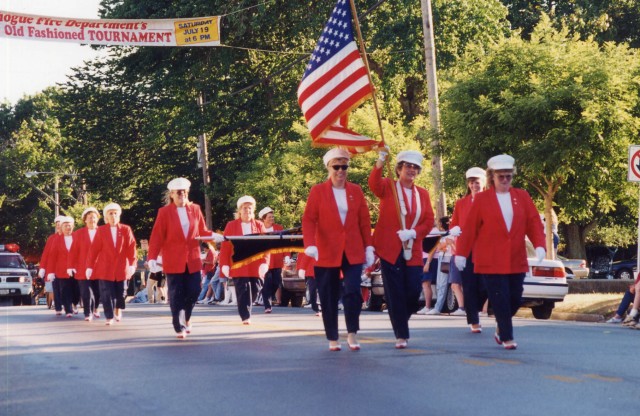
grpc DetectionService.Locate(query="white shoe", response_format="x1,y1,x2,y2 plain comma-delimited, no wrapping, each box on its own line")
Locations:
606,316,623,324
196,298,208,305
451,309,466,316
416,307,430,315
179,309,186,329
426,308,440,315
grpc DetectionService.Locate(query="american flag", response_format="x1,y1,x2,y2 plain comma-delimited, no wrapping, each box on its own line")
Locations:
297,0,381,153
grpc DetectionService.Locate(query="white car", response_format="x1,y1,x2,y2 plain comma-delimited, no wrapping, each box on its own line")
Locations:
521,243,569,319
0,244,33,305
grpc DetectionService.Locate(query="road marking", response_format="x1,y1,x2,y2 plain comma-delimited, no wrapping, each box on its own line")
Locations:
492,358,520,365
583,374,623,383
545,375,584,383
462,359,494,367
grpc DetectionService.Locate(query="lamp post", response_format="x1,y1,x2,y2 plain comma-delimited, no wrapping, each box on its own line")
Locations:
24,171,79,219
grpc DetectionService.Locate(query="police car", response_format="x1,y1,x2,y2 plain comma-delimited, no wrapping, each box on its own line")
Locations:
0,244,33,305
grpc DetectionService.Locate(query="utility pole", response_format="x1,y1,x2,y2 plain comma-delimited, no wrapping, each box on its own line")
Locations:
197,92,213,229
420,0,446,219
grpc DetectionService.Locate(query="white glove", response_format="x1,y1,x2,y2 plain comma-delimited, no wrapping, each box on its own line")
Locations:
148,259,157,270
221,265,230,278
449,226,461,237
126,265,136,279
298,269,306,278
454,256,467,271
397,229,416,242
305,246,319,261
535,247,546,263
283,256,291,266
365,246,375,267
85,268,93,279
210,232,224,243
38,268,45,278
258,263,269,278
66,268,76,276
47,273,56,281
378,146,389,162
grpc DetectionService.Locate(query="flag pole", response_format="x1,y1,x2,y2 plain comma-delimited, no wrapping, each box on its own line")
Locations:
349,0,411,256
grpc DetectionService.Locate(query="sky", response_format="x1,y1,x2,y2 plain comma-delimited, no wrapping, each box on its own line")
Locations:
1,0,103,105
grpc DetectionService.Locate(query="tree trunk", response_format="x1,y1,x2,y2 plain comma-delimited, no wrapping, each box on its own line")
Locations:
562,223,587,259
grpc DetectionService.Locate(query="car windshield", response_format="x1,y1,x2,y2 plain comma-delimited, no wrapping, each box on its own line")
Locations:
0,254,27,269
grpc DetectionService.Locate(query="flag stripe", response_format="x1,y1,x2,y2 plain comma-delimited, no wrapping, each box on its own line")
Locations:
309,82,371,139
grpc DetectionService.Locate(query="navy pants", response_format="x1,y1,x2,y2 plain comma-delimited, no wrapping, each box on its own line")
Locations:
78,279,100,317
99,280,126,320
460,253,487,325
57,277,74,314
52,278,63,312
482,273,525,342
262,268,282,309
234,277,261,321
380,254,422,340
315,255,363,341
306,277,319,312
167,270,202,333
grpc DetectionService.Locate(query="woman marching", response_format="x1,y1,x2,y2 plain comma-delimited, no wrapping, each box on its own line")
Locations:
448,168,487,333
369,149,434,349
302,148,374,352
47,216,77,317
219,195,270,325
69,207,102,321
258,206,289,313
455,155,546,350
148,178,222,338
86,203,137,326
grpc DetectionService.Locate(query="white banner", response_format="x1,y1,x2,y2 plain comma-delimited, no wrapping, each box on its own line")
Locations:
0,10,220,47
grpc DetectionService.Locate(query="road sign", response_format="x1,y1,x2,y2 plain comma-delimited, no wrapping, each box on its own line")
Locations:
628,145,640,181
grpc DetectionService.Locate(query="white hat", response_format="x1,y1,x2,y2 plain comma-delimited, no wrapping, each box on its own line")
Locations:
465,167,486,180
258,207,273,219
236,195,256,209
81,207,100,220
103,203,122,218
60,216,74,225
396,150,423,169
487,154,515,170
322,148,350,167
54,215,65,223
167,177,191,190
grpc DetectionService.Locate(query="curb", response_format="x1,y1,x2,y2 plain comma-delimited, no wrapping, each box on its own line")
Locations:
516,309,605,323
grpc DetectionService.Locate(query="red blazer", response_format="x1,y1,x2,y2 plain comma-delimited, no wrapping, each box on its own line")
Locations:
266,223,287,269
148,203,212,274
296,252,316,278
302,180,372,268
456,187,545,274
47,235,73,279
219,219,270,278
87,223,137,281
39,232,60,273
450,195,473,229
69,227,97,280
368,166,434,266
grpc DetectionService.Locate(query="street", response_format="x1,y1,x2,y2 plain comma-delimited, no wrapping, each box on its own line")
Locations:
1,303,637,416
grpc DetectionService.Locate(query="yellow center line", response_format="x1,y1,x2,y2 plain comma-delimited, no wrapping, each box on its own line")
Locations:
545,375,584,383
583,374,623,383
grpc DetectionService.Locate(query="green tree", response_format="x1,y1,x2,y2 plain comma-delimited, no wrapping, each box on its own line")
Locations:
441,17,640,258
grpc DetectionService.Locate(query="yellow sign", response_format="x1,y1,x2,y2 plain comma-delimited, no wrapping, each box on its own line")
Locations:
174,17,219,46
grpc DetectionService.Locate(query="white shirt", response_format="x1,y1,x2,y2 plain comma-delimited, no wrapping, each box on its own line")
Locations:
241,222,253,235
403,186,413,211
88,228,97,242
332,187,348,225
264,226,274,232
110,226,118,246
177,207,189,238
64,236,72,250
496,192,513,232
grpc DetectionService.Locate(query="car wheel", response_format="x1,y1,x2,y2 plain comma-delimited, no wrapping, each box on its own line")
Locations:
531,301,554,320
444,285,458,313
615,268,633,280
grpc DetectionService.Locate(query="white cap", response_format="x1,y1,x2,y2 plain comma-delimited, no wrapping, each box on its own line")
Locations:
60,216,75,225
81,207,100,220
322,148,350,167
465,167,486,180
258,207,273,219
396,150,423,169
487,154,515,170
237,195,256,209
103,203,122,218
167,177,191,190
54,215,65,223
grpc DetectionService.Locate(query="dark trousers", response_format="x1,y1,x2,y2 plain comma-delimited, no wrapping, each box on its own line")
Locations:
71,276,80,307
166,271,202,333
380,254,422,340
234,277,261,321
78,279,100,317
315,255,363,341
99,280,117,320
461,253,487,325
482,273,525,342
616,289,635,317
52,278,62,312
306,277,319,312
262,268,282,309
57,277,74,314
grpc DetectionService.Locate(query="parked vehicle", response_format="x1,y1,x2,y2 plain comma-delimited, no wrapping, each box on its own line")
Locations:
557,255,589,279
610,256,637,280
0,243,34,305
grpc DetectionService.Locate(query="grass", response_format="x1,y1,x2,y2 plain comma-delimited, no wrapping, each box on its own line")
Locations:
552,293,622,316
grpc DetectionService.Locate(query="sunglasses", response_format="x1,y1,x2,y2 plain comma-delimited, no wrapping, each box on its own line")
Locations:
403,163,421,170
497,174,513,181
331,165,349,171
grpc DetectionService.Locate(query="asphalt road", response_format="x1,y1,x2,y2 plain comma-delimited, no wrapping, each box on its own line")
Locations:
1,302,638,416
